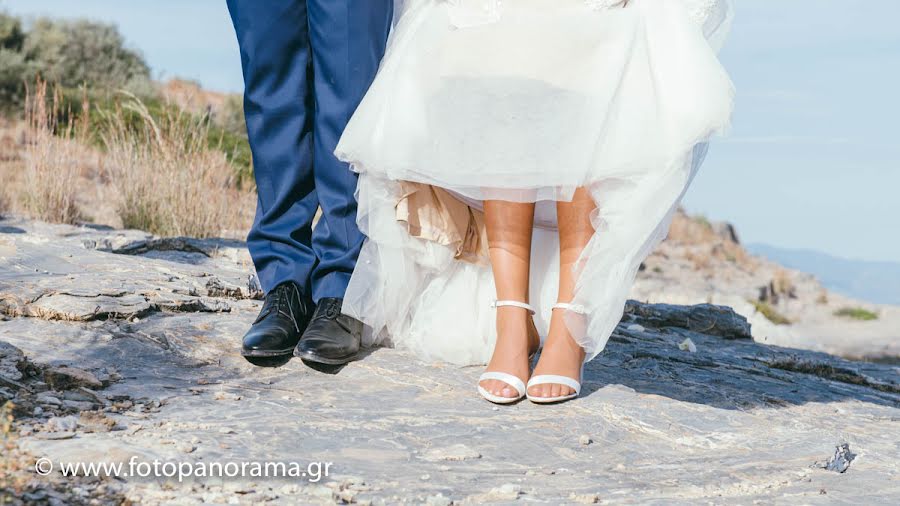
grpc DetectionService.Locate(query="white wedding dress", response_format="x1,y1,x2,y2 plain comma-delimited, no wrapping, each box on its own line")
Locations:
336,0,735,365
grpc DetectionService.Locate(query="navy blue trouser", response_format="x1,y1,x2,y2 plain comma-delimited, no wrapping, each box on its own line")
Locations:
227,0,392,302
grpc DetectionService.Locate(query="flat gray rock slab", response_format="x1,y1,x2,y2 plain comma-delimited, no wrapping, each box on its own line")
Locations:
1,217,898,505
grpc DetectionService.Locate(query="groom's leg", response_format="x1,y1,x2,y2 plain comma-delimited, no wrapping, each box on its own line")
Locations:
306,0,393,302
227,0,318,294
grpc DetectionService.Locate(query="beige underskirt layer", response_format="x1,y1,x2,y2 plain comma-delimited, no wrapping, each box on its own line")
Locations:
395,182,489,264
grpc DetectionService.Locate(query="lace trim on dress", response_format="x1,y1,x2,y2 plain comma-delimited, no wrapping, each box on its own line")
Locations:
680,0,720,25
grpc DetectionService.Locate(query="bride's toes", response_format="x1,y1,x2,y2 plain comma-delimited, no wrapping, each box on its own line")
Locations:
481,379,519,398
527,382,576,400
528,383,561,398
551,384,564,399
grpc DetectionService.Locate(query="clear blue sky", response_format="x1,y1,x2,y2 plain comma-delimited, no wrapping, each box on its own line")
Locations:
3,0,899,263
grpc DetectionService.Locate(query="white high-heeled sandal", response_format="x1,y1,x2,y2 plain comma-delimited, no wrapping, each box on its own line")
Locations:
526,303,585,404
477,300,537,405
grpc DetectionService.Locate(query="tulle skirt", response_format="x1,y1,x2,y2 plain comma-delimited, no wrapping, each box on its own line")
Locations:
336,0,735,365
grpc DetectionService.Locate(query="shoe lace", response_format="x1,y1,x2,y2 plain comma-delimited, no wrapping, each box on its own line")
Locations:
321,298,341,319
269,283,303,333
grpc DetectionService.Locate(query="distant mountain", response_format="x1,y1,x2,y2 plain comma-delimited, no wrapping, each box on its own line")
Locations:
746,244,900,306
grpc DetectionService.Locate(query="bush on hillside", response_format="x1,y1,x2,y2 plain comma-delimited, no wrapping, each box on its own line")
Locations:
22,18,152,92
0,48,29,108
0,12,30,108
0,11,25,49
0,11,153,110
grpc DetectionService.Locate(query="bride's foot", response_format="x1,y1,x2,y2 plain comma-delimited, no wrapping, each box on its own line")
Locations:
478,302,540,403
527,305,586,402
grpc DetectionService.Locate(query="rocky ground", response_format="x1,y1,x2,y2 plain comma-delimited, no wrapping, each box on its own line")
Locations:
1,217,898,505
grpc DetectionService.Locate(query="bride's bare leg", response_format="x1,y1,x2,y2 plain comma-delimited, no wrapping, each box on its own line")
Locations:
480,200,541,399
529,188,593,398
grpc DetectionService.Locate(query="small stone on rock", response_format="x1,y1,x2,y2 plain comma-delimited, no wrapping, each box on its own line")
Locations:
423,444,482,462
45,415,78,432
213,391,242,401
488,484,521,501
425,493,452,506
44,366,103,390
679,338,697,353
62,400,95,411
823,443,856,473
569,492,601,504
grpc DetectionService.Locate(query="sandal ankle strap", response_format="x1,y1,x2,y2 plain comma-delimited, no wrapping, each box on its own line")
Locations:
553,302,587,313
492,300,536,315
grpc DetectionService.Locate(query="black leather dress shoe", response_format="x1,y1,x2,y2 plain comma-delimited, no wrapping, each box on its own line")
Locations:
294,298,363,365
242,282,312,360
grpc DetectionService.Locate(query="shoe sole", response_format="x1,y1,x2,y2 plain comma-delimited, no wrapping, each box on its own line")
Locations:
241,348,295,358
293,349,359,366
527,394,579,404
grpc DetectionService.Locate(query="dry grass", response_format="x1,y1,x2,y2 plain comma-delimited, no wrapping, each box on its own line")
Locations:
0,402,27,500
99,92,253,238
6,79,254,238
19,80,85,224
0,401,126,504
0,119,21,218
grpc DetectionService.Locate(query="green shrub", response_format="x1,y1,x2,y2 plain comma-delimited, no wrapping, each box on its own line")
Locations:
0,12,154,111
218,94,246,135
213,94,252,183
833,307,878,321
0,11,25,50
749,300,792,325
0,47,30,110
693,214,713,230
22,17,151,91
